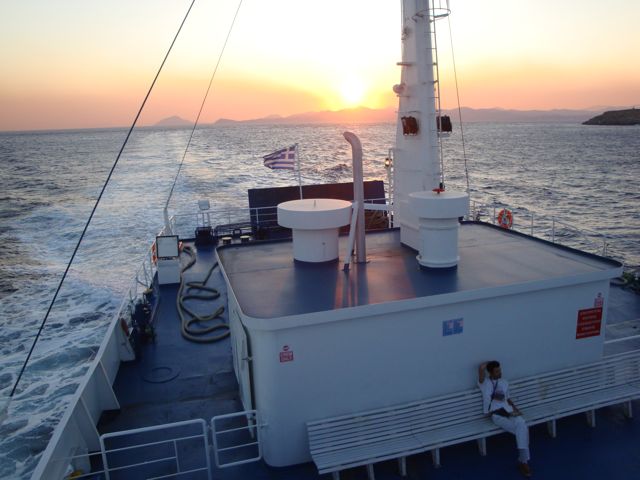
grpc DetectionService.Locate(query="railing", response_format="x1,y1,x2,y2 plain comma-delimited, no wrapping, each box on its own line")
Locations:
168,198,613,262
169,206,265,239
100,419,212,480
58,414,261,478
362,196,392,210
54,420,212,480
116,240,159,344
67,419,213,480
168,200,395,239
211,410,262,468
469,200,613,261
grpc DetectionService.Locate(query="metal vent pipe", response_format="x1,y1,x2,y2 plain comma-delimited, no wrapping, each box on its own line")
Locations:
343,131,366,263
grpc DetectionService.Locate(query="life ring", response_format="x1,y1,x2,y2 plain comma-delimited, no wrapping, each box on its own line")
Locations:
151,242,157,264
497,209,513,229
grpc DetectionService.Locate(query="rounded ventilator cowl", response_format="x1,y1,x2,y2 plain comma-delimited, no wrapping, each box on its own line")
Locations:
409,190,469,268
277,198,352,262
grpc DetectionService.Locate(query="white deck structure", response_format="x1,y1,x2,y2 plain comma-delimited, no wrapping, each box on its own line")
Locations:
219,225,622,466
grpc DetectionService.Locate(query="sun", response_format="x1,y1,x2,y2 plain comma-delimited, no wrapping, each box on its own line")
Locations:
339,77,367,107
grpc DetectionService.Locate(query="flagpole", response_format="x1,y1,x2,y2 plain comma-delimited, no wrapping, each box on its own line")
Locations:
295,143,303,199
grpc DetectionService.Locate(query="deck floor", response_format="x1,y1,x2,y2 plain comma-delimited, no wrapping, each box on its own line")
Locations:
218,224,622,319
99,244,239,433
97,237,640,479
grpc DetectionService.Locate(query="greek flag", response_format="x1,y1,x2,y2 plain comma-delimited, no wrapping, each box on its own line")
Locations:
263,145,297,170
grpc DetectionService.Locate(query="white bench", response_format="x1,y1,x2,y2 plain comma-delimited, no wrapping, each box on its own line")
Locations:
307,350,640,480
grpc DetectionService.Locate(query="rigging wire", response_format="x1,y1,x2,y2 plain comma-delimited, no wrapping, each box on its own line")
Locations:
447,14,471,203
7,0,198,399
164,0,244,221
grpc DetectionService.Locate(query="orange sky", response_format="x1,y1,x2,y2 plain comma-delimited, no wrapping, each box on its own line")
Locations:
1,0,639,131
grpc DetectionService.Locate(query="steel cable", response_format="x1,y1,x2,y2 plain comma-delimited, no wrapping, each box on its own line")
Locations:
447,15,471,201
164,0,244,220
8,0,198,398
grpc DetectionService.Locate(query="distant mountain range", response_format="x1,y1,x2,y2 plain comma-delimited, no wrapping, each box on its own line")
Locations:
155,106,635,128
213,107,395,126
154,115,192,127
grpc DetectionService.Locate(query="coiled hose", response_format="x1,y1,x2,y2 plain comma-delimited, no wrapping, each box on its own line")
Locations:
177,245,230,343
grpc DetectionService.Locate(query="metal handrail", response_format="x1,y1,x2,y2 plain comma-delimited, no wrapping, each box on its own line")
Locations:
211,410,262,468
116,240,158,338
57,419,211,479
99,418,212,480
469,200,612,259
168,200,396,238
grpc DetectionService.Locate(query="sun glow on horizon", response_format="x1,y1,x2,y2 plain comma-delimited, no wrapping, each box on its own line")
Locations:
338,76,368,107
1,0,639,131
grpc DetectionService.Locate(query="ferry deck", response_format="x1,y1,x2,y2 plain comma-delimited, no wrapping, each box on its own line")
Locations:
96,224,640,479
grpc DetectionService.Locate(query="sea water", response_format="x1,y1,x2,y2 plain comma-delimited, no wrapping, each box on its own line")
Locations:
0,122,639,478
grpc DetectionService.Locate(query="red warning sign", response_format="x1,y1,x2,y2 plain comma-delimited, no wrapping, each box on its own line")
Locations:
576,307,603,339
279,345,294,363
594,292,604,308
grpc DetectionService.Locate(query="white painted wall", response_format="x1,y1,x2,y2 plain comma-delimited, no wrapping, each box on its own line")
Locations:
241,279,612,466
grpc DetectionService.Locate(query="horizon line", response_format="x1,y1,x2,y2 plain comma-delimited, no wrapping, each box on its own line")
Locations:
1,105,635,134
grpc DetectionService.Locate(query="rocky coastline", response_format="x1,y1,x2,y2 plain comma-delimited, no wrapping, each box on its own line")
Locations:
583,108,640,125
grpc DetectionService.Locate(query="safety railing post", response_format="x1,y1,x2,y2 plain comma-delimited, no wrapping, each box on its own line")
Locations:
552,218,556,243
203,420,213,480
173,439,180,473
100,436,111,480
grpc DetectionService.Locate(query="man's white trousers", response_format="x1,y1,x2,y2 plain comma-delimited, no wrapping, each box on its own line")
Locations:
491,414,530,462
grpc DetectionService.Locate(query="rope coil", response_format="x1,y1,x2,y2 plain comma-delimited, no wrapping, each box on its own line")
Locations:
177,246,229,343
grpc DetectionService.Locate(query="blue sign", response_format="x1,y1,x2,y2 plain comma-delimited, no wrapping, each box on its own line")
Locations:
442,318,464,336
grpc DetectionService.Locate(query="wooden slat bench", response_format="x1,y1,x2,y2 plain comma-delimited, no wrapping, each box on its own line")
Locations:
307,350,640,480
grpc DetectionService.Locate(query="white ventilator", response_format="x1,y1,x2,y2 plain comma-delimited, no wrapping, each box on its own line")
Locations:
277,199,352,263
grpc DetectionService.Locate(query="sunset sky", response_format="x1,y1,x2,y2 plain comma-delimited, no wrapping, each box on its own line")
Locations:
1,0,638,131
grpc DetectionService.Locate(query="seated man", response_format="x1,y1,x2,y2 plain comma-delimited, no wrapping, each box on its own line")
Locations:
478,361,531,477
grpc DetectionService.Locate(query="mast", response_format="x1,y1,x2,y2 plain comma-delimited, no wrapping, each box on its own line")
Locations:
393,0,447,250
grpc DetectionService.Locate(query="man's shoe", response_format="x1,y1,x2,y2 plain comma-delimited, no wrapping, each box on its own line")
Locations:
518,462,532,477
